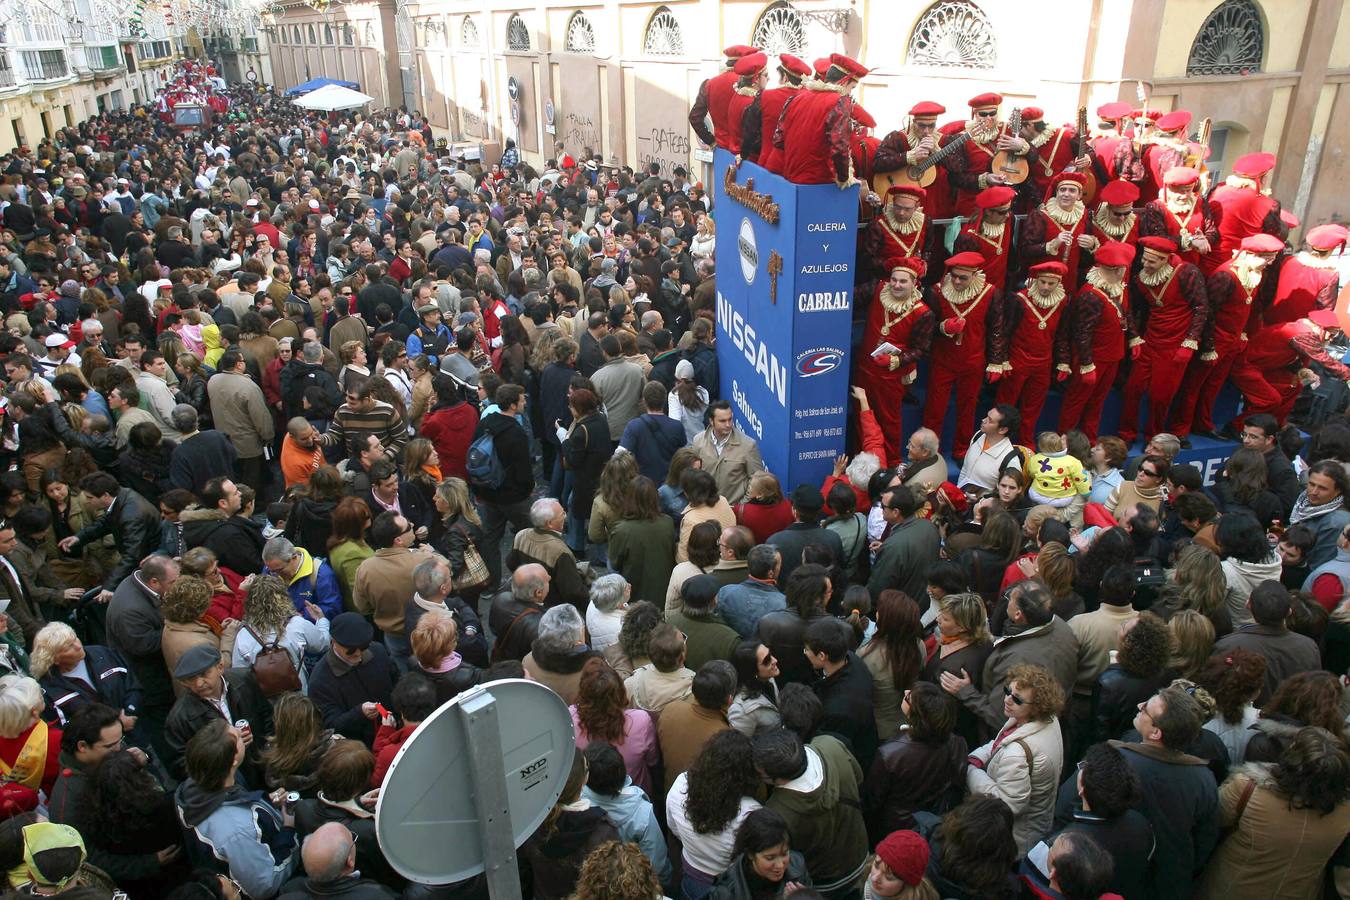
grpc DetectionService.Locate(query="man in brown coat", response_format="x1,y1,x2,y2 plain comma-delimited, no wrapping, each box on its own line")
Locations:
657,660,734,792
352,511,432,673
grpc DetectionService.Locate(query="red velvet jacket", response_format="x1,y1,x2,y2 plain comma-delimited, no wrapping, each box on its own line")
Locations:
724,89,757,155
1068,279,1134,371
1131,257,1208,349
1209,182,1282,264
1243,319,1350,380
741,85,800,172
1020,205,1090,283
954,219,1013,290
1266,253,1339,325
1140,198,1219,270
774,85,855,185
688,70,738,148
930,276,1000,372
989,287,1072,371
858,282,934,383
1203,263,1262,355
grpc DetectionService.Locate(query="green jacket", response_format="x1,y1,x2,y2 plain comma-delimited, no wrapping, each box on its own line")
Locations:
765,734,868,885
609,517,676,609
665,609,740,671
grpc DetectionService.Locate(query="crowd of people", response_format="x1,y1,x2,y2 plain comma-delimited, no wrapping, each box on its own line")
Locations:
0,60,1339,900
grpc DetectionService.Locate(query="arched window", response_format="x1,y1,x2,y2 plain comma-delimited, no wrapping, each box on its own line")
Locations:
564,11,595,54
907,0,997,69
363,22,374,44
293,25,302,44
506,13,530,52
323,23,333,44
1187,0,1263,76
343,23,354,45
643,6,684,56
306,23,316,44
461,15,479,48
752,2,805,57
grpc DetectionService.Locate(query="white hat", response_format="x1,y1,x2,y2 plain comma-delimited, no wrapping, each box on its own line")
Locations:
675,359,695,381
245,198,259,207
308,199,320,210
44,333,74,349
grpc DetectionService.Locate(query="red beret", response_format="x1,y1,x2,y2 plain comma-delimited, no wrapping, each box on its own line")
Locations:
852,105,876,129
1095,241,1136,267
1240,233,1284,254
1132,108,1163,122
967,92,1002,109
1022,107,1045,123
733,52,767,76
1029,261,1068,279
1096,101,1132,120
723,45,757,58
829,53,868,80
778,54,811,77
1309,309,1341,328
561,155,576,169
909,101,946,117
932,481,968,513
885,185,926,203
1138,235,1178,255
875,831,929,887
1156,109,1192,132
885,256,927,279
1163,166,1200,187
812,57,831,77
976,185,1016,209
946,251,986,270
1098,180,1140,206
1306,223,1349,252
1232,152,1277,177
1280,210,1301,229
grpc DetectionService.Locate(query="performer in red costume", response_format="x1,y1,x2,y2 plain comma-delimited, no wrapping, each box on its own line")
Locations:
1266,223,1347,325
922,251,1001,456
1116,236,1209,444
1232,309,1350,426
1168,233,1284,439
1058,241,1137,442
853,257,934,465
947,92,1021,218
688,45,759,149
1086,180,1141,250
1207,152,1283,274
954,185,1016,291
1115,108,1191,202
1090,102,1133,182
850,105,881,187
1140,166,1218,270
738,53,811,172
1018,107,1091,206
873,101,958,219
723,53,768,156
861,186,928,282
1019,171,1093,285
988,261,1071,444
772,53,869,186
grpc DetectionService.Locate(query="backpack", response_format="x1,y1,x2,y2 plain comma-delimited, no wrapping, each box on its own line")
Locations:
243,625,302,697
466,428,507,489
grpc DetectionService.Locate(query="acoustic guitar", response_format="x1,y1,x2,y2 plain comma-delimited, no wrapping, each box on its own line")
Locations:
1067,106,1098,199
989,107,1030,185
870,131,971,194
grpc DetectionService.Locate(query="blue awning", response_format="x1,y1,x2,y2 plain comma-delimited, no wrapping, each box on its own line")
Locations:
284,77,359,96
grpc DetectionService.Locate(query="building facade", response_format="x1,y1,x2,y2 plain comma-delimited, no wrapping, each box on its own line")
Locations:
0,0,186,153
265,0,1350,230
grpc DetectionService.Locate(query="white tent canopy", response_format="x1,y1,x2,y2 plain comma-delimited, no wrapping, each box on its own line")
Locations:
292,83,375,111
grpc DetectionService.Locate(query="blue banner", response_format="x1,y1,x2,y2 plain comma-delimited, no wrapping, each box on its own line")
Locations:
712,149,860,488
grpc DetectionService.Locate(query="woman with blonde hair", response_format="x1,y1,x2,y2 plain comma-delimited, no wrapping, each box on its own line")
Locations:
922,592,993,747
1156,543,1233,637
1036,542,1083,620
260,693,334,795
691,215,716,261
231,573,330,692
1166,609,1216,681
402,436,442,508
0,675,59,800
589,452,640,561
431,477,489,607
411,608,482,705
29,623,138,731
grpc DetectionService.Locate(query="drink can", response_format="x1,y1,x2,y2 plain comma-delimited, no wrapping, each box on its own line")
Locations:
285,791,301,805
234,719,250,731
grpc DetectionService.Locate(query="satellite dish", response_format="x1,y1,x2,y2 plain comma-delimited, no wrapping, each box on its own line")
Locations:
376,679,574,892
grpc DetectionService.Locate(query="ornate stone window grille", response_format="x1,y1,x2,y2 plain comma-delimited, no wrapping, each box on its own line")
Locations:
753,2,805,57
1187,0,1263,76
506,13,530,52
907,0,997,70
461,16,479,48
643,6,684,57
564,11,595,54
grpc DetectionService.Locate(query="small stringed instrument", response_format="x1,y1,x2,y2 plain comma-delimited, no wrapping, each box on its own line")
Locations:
870,131,971,194
989,107,1030,185
1068,106,1098,199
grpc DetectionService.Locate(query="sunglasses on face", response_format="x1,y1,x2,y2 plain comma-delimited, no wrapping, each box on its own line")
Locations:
1004,686,1027,706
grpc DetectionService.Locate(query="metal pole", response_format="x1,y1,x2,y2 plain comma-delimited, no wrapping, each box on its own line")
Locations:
457,688,524,900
